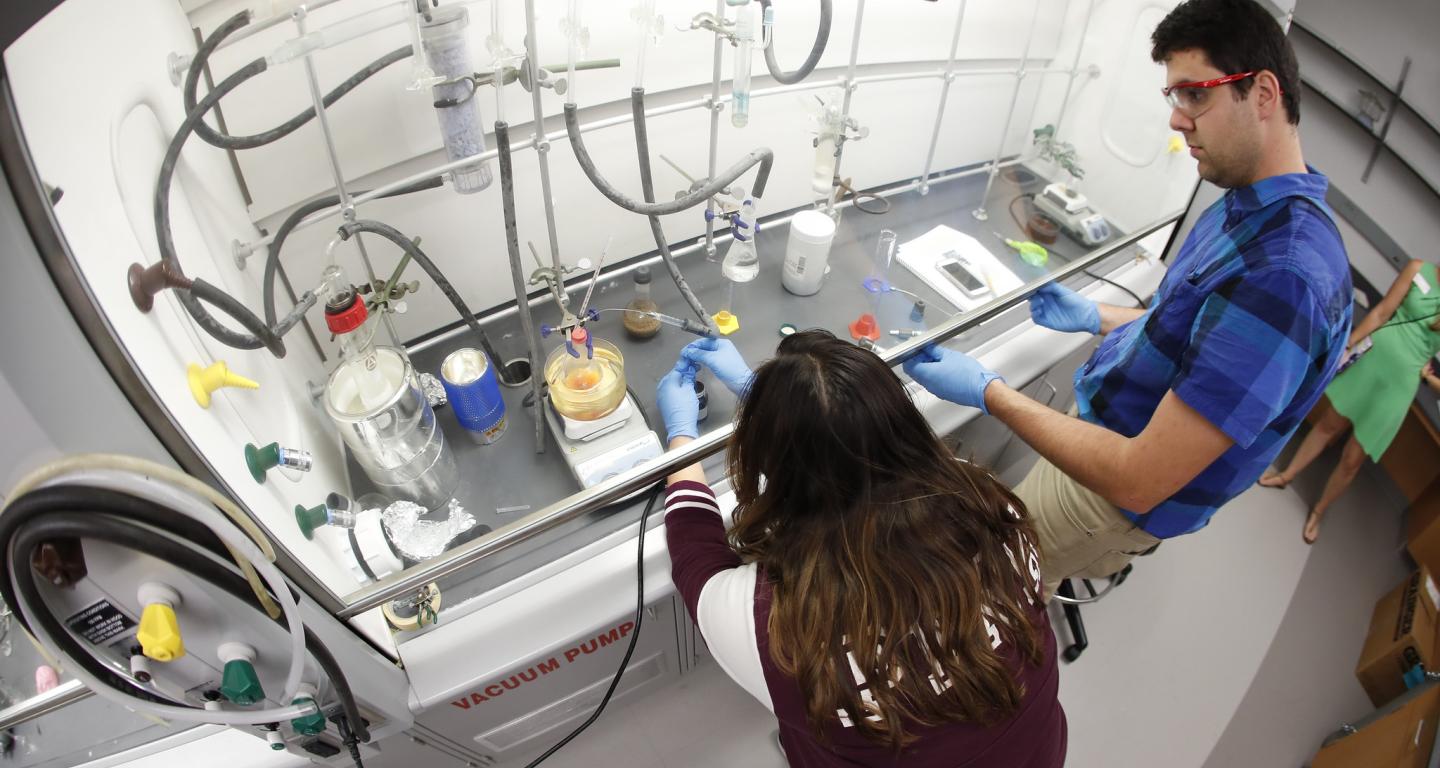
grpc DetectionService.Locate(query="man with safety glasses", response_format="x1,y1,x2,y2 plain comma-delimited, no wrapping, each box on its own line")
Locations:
906,0,1352,595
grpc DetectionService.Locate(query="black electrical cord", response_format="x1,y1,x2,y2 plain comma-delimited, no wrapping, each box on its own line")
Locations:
1010,193,1148,309
1080,270,1148,310
261,177,445,328
758,0,833,85
1,488,368,758
523,483,664,768
337,219,519,385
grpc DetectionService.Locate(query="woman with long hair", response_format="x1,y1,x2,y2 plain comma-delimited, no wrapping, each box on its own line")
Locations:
1261,259,1440,543
656,330,1065,766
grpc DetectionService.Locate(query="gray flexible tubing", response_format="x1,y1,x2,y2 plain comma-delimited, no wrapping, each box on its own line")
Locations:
758,0,832,85
563,103,774,217
156,57,287,356
337,220,519,385
630,88,714,331
184,11,411,151
261,177,445,327
494,121,549,452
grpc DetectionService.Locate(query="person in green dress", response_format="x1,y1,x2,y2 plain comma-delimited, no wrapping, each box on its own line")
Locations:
1261,259,1440,543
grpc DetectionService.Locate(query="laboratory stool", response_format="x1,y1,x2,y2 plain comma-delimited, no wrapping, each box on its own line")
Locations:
1052,542,1160,663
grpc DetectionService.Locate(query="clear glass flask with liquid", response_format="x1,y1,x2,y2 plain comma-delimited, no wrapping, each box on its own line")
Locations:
721,195,760,283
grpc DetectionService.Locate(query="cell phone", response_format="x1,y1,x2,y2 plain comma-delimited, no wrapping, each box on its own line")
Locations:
937,254,989,298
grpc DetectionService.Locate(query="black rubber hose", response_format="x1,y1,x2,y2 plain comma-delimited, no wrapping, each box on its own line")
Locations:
261,177,445,328
187,39,413,150
493,121,549,454
0,486,229,632
4,500,367,744
563,103,773,217
156,56,287,356
338,220,517,385
181,10,254,136
8,515,233,707
758,0,832,85
630,89,714,331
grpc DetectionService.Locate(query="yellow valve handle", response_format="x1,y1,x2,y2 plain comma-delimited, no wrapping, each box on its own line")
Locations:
137,603,185,662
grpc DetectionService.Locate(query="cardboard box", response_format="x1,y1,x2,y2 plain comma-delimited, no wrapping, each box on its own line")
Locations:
1312,684,1440,768
1410,510,1440,577
1357,569,1440,707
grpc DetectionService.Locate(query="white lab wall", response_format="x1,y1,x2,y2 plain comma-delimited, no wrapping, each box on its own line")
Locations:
4,0,1192,605
1292,0,1440,292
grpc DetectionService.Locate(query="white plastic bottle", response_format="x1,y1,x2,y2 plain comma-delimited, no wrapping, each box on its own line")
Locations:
783,210,837,295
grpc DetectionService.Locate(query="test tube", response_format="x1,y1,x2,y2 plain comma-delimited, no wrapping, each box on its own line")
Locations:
732,4,755,128
423,6,493,194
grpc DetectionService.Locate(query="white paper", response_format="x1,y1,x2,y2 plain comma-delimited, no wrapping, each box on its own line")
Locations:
1414,272,1432,295
896,225,1024,312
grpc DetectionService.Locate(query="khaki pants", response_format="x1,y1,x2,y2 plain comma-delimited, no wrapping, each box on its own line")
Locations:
1015,454,1161,598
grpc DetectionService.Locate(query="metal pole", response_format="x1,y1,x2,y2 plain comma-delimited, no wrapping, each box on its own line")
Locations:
703,0,725,262
337,210,1186,618
293,8,402,347
972,0,1043,222
523,0,564,281
918,0,967,196
828,0,867,209
495,122,548,453
1051,0,1095,139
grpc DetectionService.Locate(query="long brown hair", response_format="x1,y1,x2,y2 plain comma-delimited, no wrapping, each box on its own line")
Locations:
727,330,1044,749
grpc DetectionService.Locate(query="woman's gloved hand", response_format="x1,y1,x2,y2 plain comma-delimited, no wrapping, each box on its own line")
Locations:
1029,282,1100,335
657,363,701,442
902,344,1004,413
680,337,754,397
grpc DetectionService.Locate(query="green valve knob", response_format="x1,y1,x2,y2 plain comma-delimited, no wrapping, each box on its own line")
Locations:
246,442,313,483
291,696,326,736
220,658,265,705
295,503,328,541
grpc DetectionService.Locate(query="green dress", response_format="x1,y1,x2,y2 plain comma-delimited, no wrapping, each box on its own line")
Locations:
1329,262,1440,461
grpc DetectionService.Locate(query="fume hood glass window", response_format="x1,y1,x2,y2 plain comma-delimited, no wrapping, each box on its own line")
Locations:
4,0,1199,630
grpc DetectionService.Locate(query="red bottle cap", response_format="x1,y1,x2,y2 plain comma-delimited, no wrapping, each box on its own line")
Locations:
571,326,589,345
325,296,368,335
848,313,880,341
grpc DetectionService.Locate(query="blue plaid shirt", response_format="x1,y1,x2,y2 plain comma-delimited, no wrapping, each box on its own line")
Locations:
1074,169,1351,538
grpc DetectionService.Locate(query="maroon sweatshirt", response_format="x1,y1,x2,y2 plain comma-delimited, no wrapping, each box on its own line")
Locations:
664,480,1066,767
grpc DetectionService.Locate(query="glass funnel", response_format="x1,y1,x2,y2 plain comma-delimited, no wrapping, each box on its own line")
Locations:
544,333,627,421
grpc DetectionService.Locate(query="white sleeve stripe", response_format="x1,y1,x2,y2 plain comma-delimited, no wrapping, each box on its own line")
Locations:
664,500,722,518
695,564,773,713
667,489,719,506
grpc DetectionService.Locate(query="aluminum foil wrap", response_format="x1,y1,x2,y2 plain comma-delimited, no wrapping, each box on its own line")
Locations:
381,498,475,561
419,372,447,408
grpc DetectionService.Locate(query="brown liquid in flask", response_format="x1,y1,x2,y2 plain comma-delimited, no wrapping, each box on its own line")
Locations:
623,265,662,339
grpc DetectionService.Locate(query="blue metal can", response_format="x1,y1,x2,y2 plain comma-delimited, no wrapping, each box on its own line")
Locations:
439,348,507,444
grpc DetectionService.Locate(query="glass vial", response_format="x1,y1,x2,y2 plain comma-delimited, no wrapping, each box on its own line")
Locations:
623,265,662,339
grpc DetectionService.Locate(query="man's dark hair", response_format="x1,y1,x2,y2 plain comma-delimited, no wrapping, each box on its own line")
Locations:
1151,0,1301,125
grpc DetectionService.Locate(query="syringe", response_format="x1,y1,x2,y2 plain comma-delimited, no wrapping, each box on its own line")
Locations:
591,308,715,337
644,311,716,337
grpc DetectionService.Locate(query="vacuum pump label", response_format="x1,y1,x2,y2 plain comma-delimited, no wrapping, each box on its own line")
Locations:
65,600,136,646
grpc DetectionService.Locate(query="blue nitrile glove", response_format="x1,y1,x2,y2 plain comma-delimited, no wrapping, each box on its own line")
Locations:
1028,282,1100,335
680,337,754,397
657,362,701,442
902,344,1004,414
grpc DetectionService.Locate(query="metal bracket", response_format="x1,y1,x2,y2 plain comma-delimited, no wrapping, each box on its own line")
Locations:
1361,56,1411,183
